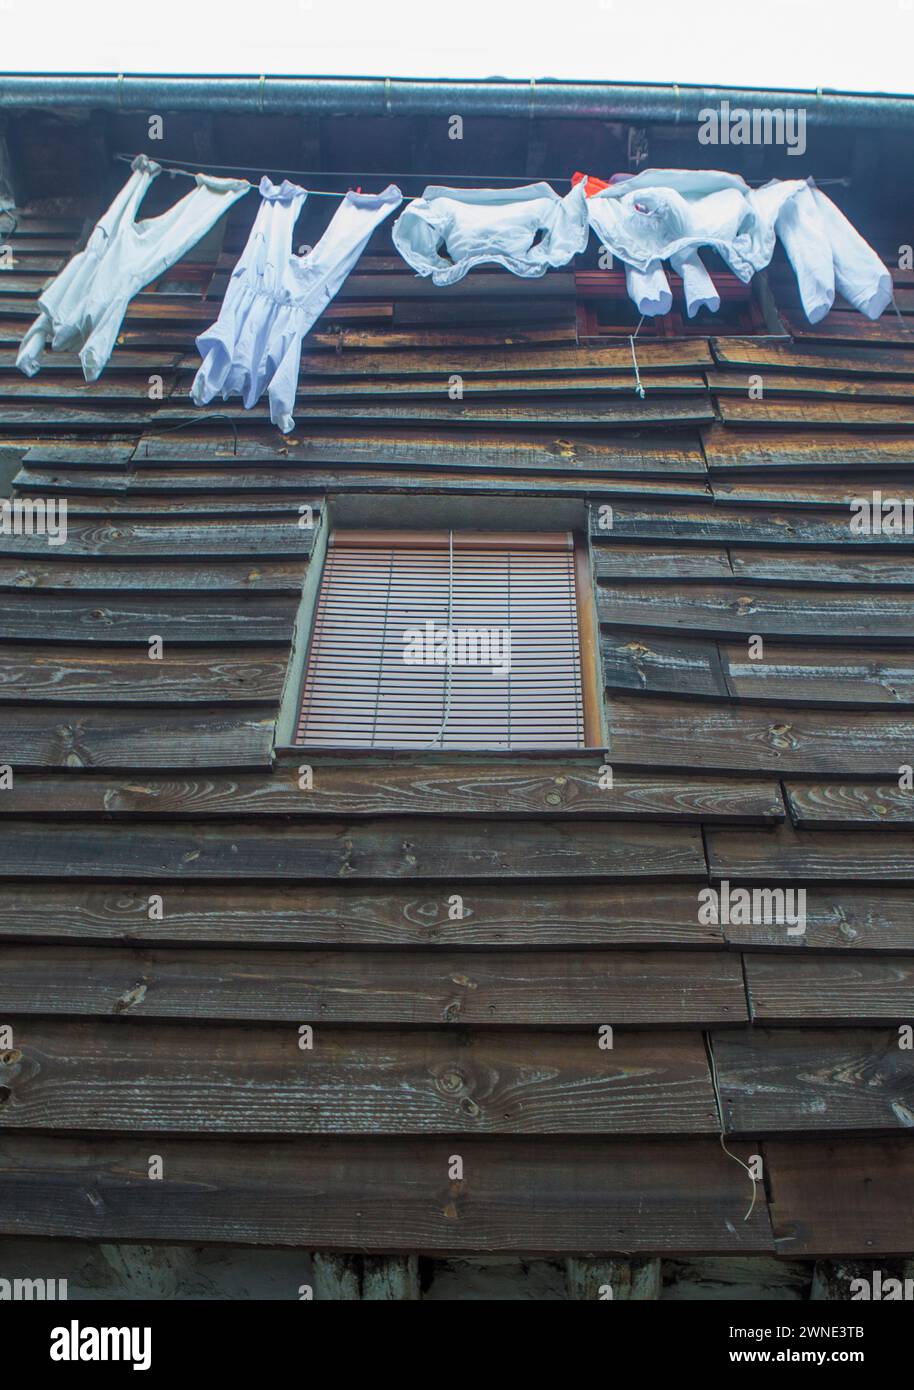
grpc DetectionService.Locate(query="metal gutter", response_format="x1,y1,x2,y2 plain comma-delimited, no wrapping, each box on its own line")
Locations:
0,74,913,128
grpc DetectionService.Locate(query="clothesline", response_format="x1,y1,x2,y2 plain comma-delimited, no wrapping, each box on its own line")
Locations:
114,151,851,196
16,157,896,433
114,151,346,197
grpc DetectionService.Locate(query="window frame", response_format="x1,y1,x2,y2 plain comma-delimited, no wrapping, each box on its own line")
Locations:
275,512,604,753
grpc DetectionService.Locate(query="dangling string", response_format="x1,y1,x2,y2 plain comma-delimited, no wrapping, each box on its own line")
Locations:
706,1034,758,1223
890,296,914,337
425,528,455,750
629,314,646,398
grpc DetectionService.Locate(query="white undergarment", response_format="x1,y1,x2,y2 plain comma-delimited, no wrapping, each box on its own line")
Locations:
16,155,249,380
392,181,589,286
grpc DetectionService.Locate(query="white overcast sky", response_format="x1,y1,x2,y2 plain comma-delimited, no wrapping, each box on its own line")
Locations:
2,0,914,95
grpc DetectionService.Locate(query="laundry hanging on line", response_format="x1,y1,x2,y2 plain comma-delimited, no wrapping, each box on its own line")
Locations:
574,167,892,321
391,181,589,285
16,155,250,381
13,156,895,433
191,177,402,434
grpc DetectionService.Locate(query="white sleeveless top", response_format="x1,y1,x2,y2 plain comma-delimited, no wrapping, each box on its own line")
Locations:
16,155,249,380
191,178,402,434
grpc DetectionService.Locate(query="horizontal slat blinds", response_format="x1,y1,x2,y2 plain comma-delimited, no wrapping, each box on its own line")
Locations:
296,530,585,750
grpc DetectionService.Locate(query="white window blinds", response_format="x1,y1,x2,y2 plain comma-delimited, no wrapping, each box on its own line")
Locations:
296,529,586,750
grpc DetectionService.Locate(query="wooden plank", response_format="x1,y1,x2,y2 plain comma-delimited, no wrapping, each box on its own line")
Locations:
0,519,316,559
0,321,579,353
0,646,288,704
392,300,573,327
0,404,159,428
0,1020,721,1134
0,819,707,880
0,594,296,643
0,881,721,947
20,443,136,466
708,371,914,404
0,946,747,1027
9,490,323,518
0,374,179,401
766,1137,914,1256
0,558,308,593
712,477,914,510
597,583,914,642
782,312,914,347
0,706,275,770
711,1028,914,1134
0,761,784,823
150,397,718,430
16,467,709,502
592,543,732,581
288,340,716,378
606,697,914,774
0,352,183,376
721,887,914,952
0,370,707,402
720,643,914,707
590,502,914,548
702,425,914,473
337,271,577,300
602,632,729,699
711,337,914,379
729,548,914,588
785,781,914,828
133,427,707,476
707,822,914,881
718,398,914,429
180,372,713,402
745,955,914,1025
213,372,711,400
0,1133,772,1252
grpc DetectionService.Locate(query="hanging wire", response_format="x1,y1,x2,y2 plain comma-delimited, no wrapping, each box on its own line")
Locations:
890,296,914,337
142,412,240,456
115,151,853,197
628,314,646,398
115,152,342,198
706,1034,758,1223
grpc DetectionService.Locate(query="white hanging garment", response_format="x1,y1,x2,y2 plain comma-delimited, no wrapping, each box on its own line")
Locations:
583,167,892,323
774,182,836,322
670,248,720,316
16,156,249,380
776,181,892,321
586,169,805,282
392,181,589,286
191,178,402,434
625,262,672,316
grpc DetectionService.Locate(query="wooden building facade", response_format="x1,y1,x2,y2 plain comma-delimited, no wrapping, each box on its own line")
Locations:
0,91,912,1300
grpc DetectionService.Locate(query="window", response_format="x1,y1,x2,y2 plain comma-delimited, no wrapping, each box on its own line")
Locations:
295,528,598,750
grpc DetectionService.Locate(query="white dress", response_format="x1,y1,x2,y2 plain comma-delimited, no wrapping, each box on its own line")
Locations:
16,155,249,380
392,181,589,286
191,178,402,434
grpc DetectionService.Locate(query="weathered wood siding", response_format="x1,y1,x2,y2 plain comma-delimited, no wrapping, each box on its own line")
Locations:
0,194,913,1261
